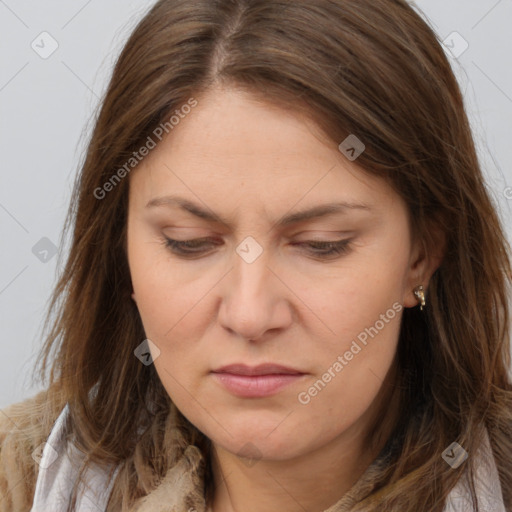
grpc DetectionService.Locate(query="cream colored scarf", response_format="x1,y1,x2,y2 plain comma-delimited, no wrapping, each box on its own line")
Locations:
30,404,506,512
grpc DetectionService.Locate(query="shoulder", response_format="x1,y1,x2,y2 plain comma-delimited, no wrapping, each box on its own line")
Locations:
0,387,66,512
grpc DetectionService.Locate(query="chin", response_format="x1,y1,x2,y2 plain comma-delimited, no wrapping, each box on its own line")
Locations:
209,425,303,462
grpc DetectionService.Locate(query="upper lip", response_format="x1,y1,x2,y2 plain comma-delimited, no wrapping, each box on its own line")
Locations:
212,363,305,376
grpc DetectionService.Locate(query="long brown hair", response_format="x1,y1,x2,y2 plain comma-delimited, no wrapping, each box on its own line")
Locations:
33,0,512,510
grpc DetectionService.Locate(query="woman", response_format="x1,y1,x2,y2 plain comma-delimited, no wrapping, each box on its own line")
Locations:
1,0,510,511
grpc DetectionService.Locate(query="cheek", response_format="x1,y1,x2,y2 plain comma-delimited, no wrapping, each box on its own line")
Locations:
130,263,211,409
295,245,406,420
127,231,224,395
132,265,209,361
307,245,407,354
295,298,402,445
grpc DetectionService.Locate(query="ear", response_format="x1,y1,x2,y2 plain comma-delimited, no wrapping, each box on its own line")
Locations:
131,292,137,302
402,222,446,309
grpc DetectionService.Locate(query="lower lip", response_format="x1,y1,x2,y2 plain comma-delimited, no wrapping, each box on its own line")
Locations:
212,372,305,398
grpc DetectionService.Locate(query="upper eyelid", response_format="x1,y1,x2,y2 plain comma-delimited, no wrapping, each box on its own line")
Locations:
159,229,356,239
162,235,352,243
161,236,354,250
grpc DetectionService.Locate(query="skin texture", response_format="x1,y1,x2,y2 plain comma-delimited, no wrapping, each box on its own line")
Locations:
126,85,442,512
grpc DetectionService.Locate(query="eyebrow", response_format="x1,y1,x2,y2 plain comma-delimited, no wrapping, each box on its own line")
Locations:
145,195,373,227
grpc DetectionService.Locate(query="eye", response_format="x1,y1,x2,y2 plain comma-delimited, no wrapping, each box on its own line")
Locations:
161,236,353,260
292,239,353,258
161,236,220,257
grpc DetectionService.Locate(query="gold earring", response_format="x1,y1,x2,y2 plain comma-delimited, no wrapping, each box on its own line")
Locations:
413,285,426,311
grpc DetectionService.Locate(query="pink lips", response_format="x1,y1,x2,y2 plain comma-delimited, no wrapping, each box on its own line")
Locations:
211,363,306,398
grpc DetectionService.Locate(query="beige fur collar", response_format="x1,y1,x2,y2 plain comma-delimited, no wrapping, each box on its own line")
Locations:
131,444,207,512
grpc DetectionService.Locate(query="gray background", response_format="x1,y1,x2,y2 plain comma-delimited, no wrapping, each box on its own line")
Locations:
1,0,511,409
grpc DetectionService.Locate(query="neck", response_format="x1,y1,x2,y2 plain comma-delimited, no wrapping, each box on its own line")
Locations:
208,361,401,512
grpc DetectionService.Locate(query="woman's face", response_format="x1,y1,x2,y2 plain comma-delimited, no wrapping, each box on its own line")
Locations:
127,85,428,462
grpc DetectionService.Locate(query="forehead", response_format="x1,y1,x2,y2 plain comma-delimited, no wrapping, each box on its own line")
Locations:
165,86,335,164
128,86,403,221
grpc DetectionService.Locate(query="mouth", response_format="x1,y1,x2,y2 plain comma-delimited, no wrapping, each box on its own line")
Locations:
212,363,304,376
211,363,307,398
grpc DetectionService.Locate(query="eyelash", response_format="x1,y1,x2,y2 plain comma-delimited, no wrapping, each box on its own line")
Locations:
161,236,352,259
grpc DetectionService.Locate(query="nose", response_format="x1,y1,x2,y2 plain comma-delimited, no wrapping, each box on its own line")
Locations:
217,243,293,342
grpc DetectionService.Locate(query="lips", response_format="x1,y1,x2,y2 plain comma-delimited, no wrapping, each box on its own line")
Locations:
211,363,306,398
212,363,304,376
